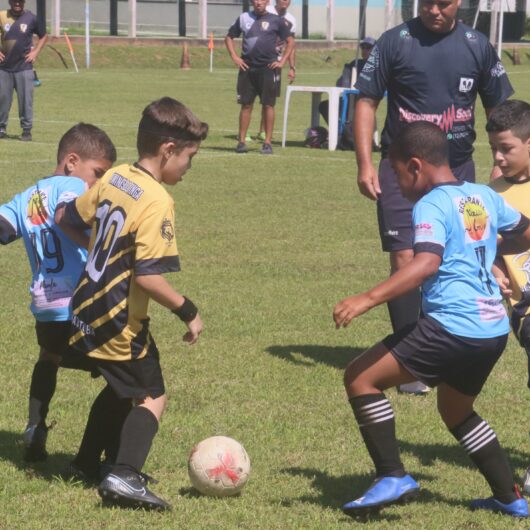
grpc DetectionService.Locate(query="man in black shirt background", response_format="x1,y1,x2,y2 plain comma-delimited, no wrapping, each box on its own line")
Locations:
353,0,513,393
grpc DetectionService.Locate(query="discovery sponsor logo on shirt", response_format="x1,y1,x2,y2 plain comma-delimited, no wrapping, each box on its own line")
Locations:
399,105,473,133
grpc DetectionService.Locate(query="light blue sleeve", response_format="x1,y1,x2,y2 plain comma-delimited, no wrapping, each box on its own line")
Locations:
412,194,448,249
0,194,22,238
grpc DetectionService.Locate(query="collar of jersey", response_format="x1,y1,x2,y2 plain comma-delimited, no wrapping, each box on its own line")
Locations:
133,162,157,181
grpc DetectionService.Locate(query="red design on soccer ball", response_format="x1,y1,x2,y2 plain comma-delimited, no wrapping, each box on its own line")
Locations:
207,452,241,484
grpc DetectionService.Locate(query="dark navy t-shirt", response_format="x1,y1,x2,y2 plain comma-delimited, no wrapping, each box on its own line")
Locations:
356,18,513,166
227,11,291,68
0,9,45,72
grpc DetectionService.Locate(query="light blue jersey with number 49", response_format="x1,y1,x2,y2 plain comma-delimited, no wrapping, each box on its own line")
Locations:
0,176,88,321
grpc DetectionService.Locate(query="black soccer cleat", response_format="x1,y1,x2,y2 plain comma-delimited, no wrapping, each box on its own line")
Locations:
20,129,32,142
23,423,49,462
98,469,171,511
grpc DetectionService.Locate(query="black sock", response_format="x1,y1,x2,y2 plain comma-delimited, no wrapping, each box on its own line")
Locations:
349,394,405,477
450,411,518,504
28,360,58,427
387,288,421,333
104,398,132,463
74,385,119,473
114,406,158,473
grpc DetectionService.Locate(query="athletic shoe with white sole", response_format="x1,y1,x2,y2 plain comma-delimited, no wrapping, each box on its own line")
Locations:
98,469,171,511
23,423,49,462
397,381,431,395
471,497,528,518
235,141,248,154
342,474,420,517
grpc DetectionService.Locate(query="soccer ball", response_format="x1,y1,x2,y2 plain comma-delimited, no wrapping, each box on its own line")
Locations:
188,436,251,497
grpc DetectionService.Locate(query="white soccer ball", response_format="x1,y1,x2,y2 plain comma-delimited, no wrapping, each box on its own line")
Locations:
188,436,251,497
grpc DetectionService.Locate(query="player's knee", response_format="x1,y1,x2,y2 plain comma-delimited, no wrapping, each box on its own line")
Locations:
344,360,363,394
39,350,61,366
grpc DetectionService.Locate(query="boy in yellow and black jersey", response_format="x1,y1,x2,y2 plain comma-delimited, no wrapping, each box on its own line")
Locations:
56,97,208,511
488,100,530,384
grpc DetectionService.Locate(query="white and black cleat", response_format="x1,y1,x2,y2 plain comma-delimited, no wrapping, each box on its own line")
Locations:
98,469,171,511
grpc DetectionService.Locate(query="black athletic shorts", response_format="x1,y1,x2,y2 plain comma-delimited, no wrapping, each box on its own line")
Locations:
35,320,71,355
377,158,476,252
383,315,508,396
237,66,279,107
62,335,165,401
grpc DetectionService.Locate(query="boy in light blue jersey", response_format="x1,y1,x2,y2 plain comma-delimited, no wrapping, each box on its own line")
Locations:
333,121,530,519
0,123,116,461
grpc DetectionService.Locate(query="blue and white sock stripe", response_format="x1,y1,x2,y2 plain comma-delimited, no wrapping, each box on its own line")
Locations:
356,399,394,427
459,420,497,454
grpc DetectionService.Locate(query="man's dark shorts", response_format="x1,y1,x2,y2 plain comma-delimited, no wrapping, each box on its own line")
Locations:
61,334,165,401
382,315,507,396
377,158,476,252
36,320,71,355
237,66,279,107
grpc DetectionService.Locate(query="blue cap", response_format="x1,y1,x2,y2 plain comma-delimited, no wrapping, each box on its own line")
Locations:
360,37,376,47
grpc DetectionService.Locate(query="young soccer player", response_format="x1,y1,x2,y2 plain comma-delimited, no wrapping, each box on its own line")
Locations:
56,97,208,511
0,123,116,461
333,121,530,518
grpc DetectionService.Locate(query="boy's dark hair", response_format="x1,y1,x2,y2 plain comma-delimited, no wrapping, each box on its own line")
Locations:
486,99,530,140
137,97,209,156
389,121,449,166
57,123,117,165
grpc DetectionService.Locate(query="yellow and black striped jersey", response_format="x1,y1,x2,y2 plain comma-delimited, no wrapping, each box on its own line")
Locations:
490,177,530,317
63,163,180,361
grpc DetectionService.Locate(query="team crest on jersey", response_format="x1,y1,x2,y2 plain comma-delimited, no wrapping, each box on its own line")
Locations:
459,77,474,92
491,61,506,78
261,21,269,30
512,252,530,293
465,31,477,41
20,24,27,33
161,218,174,242
456,195,490,243
4,23,10,31
399,29,410,39
27,189,49,226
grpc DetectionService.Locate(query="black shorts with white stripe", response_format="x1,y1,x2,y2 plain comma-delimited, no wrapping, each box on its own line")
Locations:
383,315,508,396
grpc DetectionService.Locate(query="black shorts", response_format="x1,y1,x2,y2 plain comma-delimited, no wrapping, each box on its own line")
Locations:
237,67,279,107
35,320,71,355
62,335,165,401
383,315,507,396
377,158,476,252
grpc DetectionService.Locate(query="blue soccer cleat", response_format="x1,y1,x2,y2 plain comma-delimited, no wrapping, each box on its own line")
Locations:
471,497,528,518
342,474,420,517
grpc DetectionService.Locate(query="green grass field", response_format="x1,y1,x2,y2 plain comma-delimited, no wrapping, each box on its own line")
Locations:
0,44,529,529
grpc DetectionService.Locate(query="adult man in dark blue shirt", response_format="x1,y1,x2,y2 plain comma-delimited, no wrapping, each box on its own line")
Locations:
353,0,513,394
225,0,294,155
0,0,47,141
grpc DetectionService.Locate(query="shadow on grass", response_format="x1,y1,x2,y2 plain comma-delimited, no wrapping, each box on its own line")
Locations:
280,466,468,521
0,429,77,484
266,344,365,370
400,439,529,473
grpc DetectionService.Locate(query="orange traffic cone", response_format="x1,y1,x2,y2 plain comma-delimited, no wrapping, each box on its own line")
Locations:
180,42,191,70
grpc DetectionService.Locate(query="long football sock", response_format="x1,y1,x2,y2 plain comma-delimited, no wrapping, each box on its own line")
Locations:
104,397,132,463
114,406,158,473
74,385,117,473
450,411,519,503
387,287,421,333
28,360,58,427
350,393,405,477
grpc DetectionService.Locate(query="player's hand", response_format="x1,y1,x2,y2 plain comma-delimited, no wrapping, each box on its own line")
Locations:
268,60,284,70
357,164,381,201
334,294,373,329
25,50,38,63
288,69,295,83
233,57,249,71
183,313,203,345
495,276,512,299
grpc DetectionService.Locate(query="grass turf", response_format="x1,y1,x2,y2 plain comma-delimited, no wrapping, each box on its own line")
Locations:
0,45,529,529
